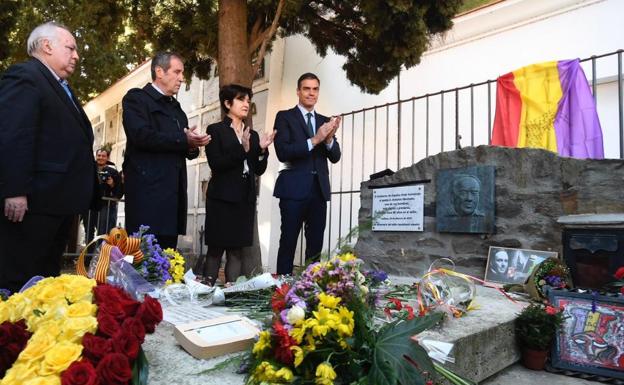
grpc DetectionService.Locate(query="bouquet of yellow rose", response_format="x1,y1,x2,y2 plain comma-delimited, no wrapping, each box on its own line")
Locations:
246,253,443,385
0,275,162,385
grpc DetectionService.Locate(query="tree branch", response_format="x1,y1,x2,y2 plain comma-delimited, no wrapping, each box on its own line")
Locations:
248,18,263,54
251,0,284,77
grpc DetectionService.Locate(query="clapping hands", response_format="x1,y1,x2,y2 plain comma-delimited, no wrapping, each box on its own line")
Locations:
242,126,251,152
313,115,341,146
185,125,211,148
260,130,276,151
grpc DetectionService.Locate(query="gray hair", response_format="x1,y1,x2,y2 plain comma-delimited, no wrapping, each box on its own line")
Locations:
27,21,71,57
151,52,183,80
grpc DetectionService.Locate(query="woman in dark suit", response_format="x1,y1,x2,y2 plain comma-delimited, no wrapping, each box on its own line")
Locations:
203,84,274,285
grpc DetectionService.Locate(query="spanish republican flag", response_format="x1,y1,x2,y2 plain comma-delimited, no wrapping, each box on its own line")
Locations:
492,59,604,159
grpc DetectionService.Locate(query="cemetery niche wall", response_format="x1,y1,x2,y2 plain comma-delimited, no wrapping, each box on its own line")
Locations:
355,145,624,278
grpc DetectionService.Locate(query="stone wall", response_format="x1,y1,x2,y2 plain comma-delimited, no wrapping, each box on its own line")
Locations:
354,145,624,277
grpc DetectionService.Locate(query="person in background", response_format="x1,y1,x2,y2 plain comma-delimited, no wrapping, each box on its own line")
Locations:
273,73,341,275
81,148,123,247
122,52,210,249
202,84,274,285
0,22,97,293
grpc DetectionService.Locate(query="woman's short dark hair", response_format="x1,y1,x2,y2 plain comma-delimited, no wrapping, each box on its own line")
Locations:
219,84,253,113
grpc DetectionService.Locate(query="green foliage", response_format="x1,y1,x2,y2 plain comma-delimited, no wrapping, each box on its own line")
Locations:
369,313,443,385
515,303,566,351
279,0,463,93
131,347,149,385
0,0,149,101
1,0,462,99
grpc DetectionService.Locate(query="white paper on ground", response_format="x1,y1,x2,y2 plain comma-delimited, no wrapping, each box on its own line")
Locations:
162,304,226,325
420,339,455,364
221,273,278,293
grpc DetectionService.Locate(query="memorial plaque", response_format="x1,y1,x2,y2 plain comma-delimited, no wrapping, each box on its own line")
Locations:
436,166,495,233
372,184,424,232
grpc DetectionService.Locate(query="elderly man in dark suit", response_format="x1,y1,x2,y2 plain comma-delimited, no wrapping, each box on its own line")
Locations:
0,22,97,293
273,73,341,275
122,52,210,249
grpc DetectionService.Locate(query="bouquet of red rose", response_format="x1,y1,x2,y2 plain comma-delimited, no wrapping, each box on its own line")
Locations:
0,275,162,385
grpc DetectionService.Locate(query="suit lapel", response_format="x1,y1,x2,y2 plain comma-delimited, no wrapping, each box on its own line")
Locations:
34,60,92,142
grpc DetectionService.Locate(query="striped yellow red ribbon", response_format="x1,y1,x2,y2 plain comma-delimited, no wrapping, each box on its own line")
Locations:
76,228,144,283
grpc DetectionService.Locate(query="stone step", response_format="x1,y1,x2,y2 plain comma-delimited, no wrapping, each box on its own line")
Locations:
482,363,604,385
417,285,527,383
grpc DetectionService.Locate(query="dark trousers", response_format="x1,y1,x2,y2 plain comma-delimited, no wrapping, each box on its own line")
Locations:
203,246,252,285
0,214,73,293
276,177,327,275
155,234,178,250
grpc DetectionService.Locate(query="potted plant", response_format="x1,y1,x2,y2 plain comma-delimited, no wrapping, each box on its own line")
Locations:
515,302,566,370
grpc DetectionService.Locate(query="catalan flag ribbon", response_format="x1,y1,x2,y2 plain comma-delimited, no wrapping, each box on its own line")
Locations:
492,59,604,159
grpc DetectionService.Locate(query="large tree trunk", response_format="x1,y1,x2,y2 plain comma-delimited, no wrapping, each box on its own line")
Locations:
217,0,262,277
217,0,253,88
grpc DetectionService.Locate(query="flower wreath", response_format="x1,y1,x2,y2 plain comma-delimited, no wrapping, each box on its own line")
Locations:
0,275,162,385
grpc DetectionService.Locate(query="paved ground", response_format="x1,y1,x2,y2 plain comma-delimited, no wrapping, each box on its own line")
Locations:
482,364,604,385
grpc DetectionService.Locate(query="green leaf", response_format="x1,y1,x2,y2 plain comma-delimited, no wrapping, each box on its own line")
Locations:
368,313,444,385
132,348,149,385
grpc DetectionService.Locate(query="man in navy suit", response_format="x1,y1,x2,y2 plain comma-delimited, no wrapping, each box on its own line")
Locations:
273,73,341,274
0,22,97,293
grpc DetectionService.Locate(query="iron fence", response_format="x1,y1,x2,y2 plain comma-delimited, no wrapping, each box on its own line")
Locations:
318,49,624,261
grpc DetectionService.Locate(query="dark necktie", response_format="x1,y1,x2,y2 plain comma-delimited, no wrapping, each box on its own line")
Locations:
306,112,314,137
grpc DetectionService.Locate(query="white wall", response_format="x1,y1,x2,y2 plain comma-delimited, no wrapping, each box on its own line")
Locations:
83,0,623,273
262,0,624,270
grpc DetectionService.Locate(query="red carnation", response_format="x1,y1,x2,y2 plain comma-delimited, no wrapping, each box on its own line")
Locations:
615,266,624,280
273,320,296,365
135,295,162,333
271,283,290,313
61,359,98,385
82,333,112,364
96,353,132,385
96,313,121,338
112,330,140,361
121,317,146,344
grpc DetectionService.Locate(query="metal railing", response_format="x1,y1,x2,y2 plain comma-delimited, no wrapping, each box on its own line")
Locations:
317,49,624,261
65,197,123,260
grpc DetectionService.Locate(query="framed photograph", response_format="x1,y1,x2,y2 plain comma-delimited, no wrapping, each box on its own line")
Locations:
484,246,557,284
549,289,624,380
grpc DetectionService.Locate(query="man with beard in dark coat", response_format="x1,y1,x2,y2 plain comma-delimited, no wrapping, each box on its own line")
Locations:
122,52,210,249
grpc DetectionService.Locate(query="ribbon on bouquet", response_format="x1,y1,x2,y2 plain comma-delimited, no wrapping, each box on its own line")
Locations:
76,228,144,283
416,265,519,317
